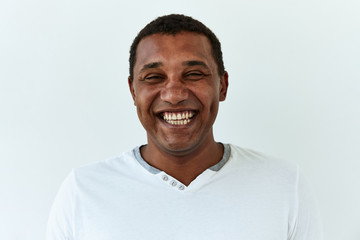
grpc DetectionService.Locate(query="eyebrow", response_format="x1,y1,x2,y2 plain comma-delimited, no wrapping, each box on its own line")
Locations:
140,62,163,73
183,60,210,69
139,60,209,73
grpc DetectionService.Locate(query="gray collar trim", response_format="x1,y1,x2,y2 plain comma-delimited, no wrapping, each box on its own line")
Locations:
209,143,231,171
133,143,231,174
133,145,161,174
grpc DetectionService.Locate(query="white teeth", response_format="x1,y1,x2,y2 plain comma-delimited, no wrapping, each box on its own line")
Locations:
162,111,195,126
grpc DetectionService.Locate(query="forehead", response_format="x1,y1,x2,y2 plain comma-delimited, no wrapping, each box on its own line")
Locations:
134,32,215,70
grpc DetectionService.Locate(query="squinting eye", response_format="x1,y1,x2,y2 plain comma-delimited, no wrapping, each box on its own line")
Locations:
184,72,206,80
144,75,164,82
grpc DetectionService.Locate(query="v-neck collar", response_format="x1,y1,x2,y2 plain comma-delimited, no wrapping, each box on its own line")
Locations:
133,143,231,174
132,143,231,192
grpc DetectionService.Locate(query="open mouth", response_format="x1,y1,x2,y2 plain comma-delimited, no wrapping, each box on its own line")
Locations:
159,110,196,126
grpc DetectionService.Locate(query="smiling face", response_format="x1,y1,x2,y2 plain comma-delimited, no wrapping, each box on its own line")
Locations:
129,32,228,156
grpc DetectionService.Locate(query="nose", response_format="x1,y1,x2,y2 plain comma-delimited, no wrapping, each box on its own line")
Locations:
160,76,189,105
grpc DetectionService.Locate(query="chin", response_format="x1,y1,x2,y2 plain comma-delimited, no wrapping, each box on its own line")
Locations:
160,140,201,155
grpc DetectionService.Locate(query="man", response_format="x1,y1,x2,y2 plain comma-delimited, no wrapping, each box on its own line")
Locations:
47,14,322,240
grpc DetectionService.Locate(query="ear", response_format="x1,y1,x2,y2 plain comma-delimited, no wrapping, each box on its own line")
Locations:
128,77,136,106
219,71,229,101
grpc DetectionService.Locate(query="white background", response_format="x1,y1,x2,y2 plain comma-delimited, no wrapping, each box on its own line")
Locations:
1,0,359,239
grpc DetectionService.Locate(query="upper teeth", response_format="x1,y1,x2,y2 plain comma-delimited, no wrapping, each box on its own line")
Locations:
162,111,194,124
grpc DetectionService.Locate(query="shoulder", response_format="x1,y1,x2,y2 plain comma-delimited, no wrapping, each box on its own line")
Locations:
226,144,300,189
228,144,298,172
227,144,322,239
70,147,142,184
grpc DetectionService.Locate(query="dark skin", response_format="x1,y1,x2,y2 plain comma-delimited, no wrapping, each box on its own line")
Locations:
128,32,229,186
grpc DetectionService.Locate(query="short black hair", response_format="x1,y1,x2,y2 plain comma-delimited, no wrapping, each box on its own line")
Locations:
129,14,225,81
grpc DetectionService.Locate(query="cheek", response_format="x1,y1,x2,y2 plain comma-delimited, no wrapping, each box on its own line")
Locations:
196,86,219,107
134,88,157,115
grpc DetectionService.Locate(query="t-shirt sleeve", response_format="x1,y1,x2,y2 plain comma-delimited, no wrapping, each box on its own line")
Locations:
289,168,323,240
46,171,75,240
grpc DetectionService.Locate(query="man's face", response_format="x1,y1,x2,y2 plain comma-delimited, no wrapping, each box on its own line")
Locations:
129,32,228,155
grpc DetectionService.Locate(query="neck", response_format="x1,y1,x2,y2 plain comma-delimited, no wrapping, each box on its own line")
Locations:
141,136,224,186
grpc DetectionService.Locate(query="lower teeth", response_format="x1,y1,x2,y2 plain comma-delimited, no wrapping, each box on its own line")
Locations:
167,119,190,125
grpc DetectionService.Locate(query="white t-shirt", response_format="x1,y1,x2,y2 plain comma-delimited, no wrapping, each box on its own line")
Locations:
47,144,322,240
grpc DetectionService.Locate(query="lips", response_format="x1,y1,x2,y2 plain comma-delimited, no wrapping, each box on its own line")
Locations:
159,110,196,126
